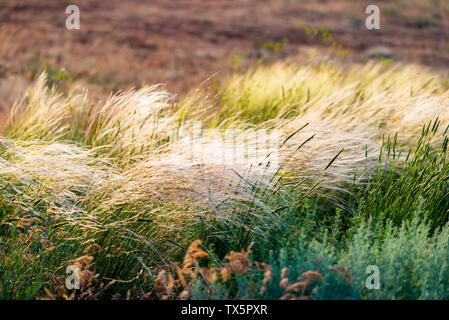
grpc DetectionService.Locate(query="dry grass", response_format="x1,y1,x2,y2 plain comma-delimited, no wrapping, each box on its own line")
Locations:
1,57,448,299
4,58,448,238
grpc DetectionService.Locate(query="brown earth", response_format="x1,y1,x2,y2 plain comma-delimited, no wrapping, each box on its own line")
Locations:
1,0,449,110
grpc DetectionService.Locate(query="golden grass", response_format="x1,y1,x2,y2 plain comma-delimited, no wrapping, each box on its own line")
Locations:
1,58,448,266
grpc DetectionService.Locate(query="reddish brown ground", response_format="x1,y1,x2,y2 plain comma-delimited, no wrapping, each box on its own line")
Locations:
1,0,449,110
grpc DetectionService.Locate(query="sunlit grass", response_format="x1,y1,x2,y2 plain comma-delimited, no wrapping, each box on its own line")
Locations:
1,57,448,299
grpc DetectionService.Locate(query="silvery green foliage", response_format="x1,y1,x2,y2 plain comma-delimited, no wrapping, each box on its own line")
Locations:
190,216,449,300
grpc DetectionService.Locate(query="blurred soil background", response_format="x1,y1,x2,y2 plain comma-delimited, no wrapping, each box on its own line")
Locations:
1,0,449,118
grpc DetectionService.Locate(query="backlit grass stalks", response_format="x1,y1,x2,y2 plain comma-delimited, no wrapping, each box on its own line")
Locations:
203,60,449,147
1,57,448,299
6,74,75,141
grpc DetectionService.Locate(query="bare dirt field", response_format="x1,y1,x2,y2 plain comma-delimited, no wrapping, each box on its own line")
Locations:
1,0,449,107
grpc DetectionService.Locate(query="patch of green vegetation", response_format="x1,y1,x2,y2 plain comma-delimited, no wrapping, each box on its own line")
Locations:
409,16,436,29
187,130,449,300
42,64,73,87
